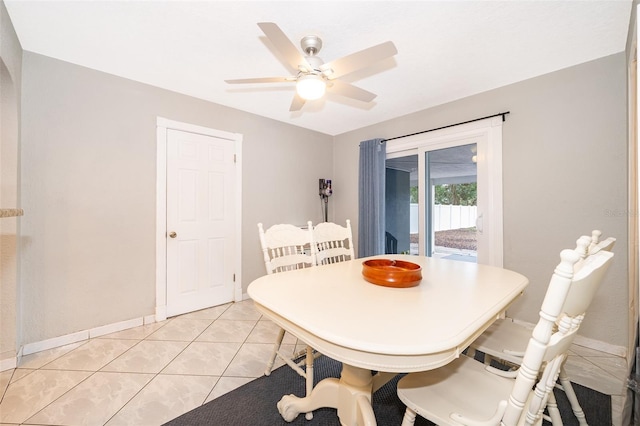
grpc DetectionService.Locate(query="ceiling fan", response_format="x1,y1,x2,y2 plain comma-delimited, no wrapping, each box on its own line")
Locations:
225,22,398,111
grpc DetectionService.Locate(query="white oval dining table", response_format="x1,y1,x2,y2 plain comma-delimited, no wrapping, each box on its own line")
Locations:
247,254,529,426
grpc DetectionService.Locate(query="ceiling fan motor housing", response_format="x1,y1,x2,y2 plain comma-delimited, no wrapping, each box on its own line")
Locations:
301,35,322,56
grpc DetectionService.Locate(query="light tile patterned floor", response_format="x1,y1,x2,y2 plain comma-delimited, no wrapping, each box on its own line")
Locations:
0,300,629,425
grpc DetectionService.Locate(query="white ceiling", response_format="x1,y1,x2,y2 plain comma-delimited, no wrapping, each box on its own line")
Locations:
4,0,633,136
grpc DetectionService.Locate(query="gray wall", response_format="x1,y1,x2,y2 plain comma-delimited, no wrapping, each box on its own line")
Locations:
333,53,628,348
0,0,22,364
19,52,333,345
2,27,630,352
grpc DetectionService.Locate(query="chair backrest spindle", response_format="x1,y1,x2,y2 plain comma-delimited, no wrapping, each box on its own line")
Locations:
313,220,355,265
258,221,316,274
586,229,616,255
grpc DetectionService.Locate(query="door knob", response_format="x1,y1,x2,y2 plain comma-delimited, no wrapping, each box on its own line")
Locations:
169,231,177,238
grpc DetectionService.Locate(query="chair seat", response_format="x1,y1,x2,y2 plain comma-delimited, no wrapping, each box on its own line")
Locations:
398,355,516,426
398,248,613,426
468,232,616,426
472,319,532,364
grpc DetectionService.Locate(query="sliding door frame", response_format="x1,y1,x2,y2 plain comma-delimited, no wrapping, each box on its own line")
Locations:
386,116,504,267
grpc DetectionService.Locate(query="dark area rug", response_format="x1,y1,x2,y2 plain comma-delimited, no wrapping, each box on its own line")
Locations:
163,355,611,426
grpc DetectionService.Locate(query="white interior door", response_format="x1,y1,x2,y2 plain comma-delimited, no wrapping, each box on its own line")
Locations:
166,129,236,316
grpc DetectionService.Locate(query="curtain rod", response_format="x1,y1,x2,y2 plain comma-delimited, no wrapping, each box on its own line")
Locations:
382,111,510,142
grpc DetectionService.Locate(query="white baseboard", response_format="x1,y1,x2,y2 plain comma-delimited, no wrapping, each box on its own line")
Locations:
89,317,143,339
6,300,250,370
0,356,17,372
22,330,90,356
572,334,627,358
22,314,158,357
512,318,627,358
0,347,23,372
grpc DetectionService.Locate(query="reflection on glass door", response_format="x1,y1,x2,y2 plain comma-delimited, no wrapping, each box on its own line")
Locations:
385,154,418,255
385,143,477,262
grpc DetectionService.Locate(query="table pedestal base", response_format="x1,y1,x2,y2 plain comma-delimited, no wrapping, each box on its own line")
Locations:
277,364,377,426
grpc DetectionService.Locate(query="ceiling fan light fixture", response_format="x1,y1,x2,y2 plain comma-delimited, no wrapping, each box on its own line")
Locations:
226,23,397,110
296,74,326,100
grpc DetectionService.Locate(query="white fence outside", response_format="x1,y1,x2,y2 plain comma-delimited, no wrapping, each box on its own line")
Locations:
410,204,477,233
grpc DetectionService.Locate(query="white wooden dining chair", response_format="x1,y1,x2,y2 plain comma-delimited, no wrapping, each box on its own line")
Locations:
397,248,614,426
467,231,615,425
257,221,319,420
575,230,616,259
588,229,616,255
313,219,355,265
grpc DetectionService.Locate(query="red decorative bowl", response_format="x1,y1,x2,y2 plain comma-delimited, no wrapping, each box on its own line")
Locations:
362,259,422,288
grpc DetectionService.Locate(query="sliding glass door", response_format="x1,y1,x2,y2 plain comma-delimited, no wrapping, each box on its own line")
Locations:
386,144,477,261
427,144,477,262
384,117,503,266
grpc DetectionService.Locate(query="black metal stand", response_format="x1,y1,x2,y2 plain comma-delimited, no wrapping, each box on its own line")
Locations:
321,196,329,222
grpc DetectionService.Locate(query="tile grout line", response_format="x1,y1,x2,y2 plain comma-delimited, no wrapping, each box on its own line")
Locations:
181,304,234,408
3,339,96,425
105,302,243,423
30,333,158,426
199,310,264,406
101,334,174,426
104,306,231,425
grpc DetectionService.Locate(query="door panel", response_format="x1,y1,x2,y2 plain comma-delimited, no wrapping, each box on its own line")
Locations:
426,144,477,262
166,129,235,317
385,164,414,255
386,144,478,260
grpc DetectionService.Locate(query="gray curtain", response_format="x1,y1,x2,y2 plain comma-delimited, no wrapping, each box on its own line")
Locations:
358,138,386,257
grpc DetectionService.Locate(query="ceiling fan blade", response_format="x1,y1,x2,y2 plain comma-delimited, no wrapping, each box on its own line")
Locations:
225,77,293,84
258,22,309,73
321,41,397,79
327,80,377,102
290,93,306,111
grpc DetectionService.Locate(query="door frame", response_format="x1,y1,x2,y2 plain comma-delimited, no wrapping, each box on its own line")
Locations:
155,117,243,321
386,116,503,267
629,5,639,372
